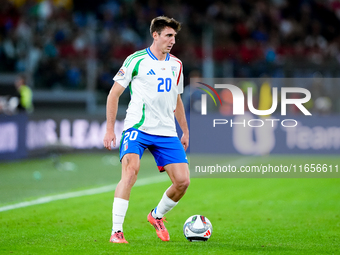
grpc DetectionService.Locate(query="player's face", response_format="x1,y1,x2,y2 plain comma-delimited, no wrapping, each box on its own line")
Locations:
154,27,177,54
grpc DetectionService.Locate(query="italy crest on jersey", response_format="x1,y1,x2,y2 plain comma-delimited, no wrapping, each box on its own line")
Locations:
171,66,177,77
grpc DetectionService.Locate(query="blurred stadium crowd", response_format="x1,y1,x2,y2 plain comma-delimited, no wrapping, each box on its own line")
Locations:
1,0,340,113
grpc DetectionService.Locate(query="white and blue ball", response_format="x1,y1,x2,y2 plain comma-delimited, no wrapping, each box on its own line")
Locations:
183,215,212,242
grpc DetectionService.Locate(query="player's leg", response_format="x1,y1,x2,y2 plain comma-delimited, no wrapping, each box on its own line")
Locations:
147,136,189,241
115,153,141,200
147,163,190,241
152,163,190,217
164,163,190,202
110,153,140,243
110,128,147,243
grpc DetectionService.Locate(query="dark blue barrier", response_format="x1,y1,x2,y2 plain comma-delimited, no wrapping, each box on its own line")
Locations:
1,112,338,161
0,113,28,160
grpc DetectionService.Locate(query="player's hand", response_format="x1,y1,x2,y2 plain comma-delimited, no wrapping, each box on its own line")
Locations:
181,133,189,151
103,131,116,150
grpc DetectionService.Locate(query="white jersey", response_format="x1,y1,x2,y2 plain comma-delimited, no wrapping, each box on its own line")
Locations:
113,47,184,137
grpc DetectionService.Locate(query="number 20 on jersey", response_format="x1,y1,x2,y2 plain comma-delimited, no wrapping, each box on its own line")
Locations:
157,77,172,92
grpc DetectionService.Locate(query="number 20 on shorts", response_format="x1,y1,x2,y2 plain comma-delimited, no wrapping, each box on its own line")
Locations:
123,130,138,144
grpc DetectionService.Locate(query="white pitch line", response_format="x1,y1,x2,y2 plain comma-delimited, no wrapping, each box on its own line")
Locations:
0,175,169,213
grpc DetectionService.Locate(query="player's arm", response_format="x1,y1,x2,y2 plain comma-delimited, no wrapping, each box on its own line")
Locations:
103,82,126,150
175,94,189,151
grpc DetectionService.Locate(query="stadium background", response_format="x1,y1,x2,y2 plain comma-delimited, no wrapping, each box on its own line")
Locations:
0,1,339,254
1,0,340,159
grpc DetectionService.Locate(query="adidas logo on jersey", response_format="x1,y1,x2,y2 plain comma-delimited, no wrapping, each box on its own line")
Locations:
147,69,156,75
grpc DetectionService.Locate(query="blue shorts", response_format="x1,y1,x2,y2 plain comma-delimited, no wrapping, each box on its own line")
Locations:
119,128,188,172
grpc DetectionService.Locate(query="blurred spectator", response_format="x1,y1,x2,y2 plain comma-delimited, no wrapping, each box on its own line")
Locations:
14,74,33,113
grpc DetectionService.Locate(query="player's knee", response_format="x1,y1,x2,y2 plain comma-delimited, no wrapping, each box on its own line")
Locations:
122,155,139,175
183,178,190,190
175,177,190,192
126,164,139,176
122,164,139,187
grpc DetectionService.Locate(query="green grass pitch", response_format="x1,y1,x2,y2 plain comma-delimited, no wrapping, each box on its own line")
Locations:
0,153,339,254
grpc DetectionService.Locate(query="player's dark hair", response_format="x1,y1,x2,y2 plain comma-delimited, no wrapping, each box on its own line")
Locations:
150,16,181,36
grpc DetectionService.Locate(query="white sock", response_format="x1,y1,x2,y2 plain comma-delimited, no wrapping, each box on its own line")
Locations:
152,191,178,219
112,197,129,234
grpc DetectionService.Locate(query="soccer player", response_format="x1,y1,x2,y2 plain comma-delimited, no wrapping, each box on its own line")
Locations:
103,16,190,243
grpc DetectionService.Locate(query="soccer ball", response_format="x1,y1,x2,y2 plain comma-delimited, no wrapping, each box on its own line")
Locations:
183,215,212,241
